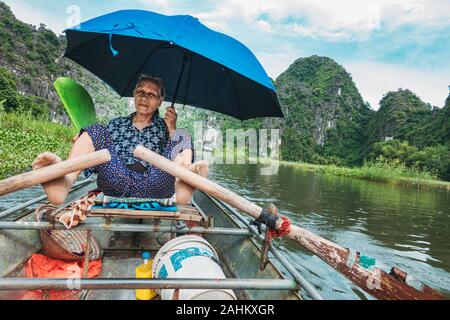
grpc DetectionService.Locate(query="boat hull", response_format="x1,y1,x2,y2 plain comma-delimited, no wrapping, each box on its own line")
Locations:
0,186,301,300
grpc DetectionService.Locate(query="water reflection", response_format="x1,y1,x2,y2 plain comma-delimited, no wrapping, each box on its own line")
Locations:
210,163,450,299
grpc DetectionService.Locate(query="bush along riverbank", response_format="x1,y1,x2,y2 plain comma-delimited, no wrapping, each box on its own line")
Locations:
277,159,450,192
0,111,75,179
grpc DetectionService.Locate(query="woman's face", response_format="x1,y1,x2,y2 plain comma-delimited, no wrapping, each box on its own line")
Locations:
134,80,163,117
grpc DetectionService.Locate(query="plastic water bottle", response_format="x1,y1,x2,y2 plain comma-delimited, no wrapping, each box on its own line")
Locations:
135,252,157,300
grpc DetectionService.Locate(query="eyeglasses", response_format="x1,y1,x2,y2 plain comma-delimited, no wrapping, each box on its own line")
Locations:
134,90,161,100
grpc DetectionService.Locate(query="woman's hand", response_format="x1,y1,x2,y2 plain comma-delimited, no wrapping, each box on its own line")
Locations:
164,106,177,137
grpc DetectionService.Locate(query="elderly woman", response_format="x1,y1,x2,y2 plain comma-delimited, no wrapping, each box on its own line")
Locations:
32,75,207,206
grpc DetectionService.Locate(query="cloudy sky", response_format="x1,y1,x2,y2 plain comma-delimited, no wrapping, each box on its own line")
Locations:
3,0,450,109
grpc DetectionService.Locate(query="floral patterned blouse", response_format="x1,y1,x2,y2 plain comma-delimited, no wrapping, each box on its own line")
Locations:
107,112,168,170
82,112,170,178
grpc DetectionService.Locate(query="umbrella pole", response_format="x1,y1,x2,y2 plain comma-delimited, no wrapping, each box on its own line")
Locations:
170,54,189,108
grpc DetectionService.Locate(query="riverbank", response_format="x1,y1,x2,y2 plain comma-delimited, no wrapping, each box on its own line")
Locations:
0,111,75,179
276,159,450,192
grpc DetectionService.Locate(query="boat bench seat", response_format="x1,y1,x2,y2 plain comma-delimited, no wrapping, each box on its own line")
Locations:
50,204,210,226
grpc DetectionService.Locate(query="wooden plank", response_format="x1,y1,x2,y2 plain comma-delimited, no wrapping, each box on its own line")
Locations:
87,208,203,222
49,199,205,225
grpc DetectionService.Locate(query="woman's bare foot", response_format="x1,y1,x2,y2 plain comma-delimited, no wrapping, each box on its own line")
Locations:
32,152,73,205
32,152,62,169
175,160,209,205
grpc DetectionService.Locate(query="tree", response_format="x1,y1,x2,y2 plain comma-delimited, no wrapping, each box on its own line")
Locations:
0,67,20,111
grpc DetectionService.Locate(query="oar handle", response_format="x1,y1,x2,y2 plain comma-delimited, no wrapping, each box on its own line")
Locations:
134,145,273,222
0,149,111,196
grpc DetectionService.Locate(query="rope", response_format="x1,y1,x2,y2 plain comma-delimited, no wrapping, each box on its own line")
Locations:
267,216,291,240
35,204,59,223
59,194,96,229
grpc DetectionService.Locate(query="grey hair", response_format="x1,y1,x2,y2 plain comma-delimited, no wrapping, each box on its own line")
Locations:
134,74,166,99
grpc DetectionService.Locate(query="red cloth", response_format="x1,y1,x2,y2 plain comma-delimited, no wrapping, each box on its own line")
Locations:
268,216,292,240
22,253,102,300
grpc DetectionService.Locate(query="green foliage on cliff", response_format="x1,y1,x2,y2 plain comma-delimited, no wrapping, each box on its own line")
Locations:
0,67,51,116
366,90,450,180
0,1,129,122
366,89,433,146
276,56,373,165
177,56,449,181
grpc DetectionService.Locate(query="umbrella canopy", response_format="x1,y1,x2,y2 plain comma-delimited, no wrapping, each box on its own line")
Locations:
64,10,283,120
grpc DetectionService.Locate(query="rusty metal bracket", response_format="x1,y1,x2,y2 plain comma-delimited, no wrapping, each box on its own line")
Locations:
259,227,272,271
259,204,277,271
208,215,214,228
134,219,144,248
107,231,121,248
104,216,113,226
83,230,92,278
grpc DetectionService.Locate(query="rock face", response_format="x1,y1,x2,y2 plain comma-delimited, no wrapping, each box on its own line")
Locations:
366,89,432,146
275,55,373,165
0,2,130,123
366,89,450,150
404,93,450,148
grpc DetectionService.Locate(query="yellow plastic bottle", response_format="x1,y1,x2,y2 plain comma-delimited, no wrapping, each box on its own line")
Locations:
135,252,157,300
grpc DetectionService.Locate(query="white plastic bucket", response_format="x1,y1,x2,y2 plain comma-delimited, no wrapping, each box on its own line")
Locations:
152,235,236,300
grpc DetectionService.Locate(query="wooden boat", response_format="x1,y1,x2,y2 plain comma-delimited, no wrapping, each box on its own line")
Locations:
0,148,445,300
0,180,311,300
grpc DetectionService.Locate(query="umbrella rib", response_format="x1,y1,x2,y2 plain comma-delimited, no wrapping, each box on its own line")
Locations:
119,42,169,97
223,68,243,121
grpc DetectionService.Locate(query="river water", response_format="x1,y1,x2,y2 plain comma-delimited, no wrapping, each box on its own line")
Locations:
1,165,449,299
209,164,450,299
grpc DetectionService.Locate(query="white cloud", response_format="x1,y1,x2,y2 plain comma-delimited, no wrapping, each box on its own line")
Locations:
279,22,350,41
133,0,174,14
260,0,449,35
255,19,274,34
257,44,304,79
345,61,449,109
186,0,450,40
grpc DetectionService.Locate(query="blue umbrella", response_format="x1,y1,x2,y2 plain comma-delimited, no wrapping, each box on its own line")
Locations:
64,10,283,120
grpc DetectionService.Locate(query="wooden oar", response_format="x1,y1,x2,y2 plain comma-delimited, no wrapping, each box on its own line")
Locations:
134,145,444,300
0,149,111,196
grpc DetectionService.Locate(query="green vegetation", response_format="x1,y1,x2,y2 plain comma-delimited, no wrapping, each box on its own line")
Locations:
277,160,450,191
0,111,75,179
365,91,450,181
0,1,129,121
0,0,449,188
178,57,449,184
275,56,373,166
366,89,432,146
369,140,450,180
0,67,51,117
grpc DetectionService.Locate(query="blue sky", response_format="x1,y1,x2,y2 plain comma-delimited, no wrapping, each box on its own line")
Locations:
4,0,450,109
